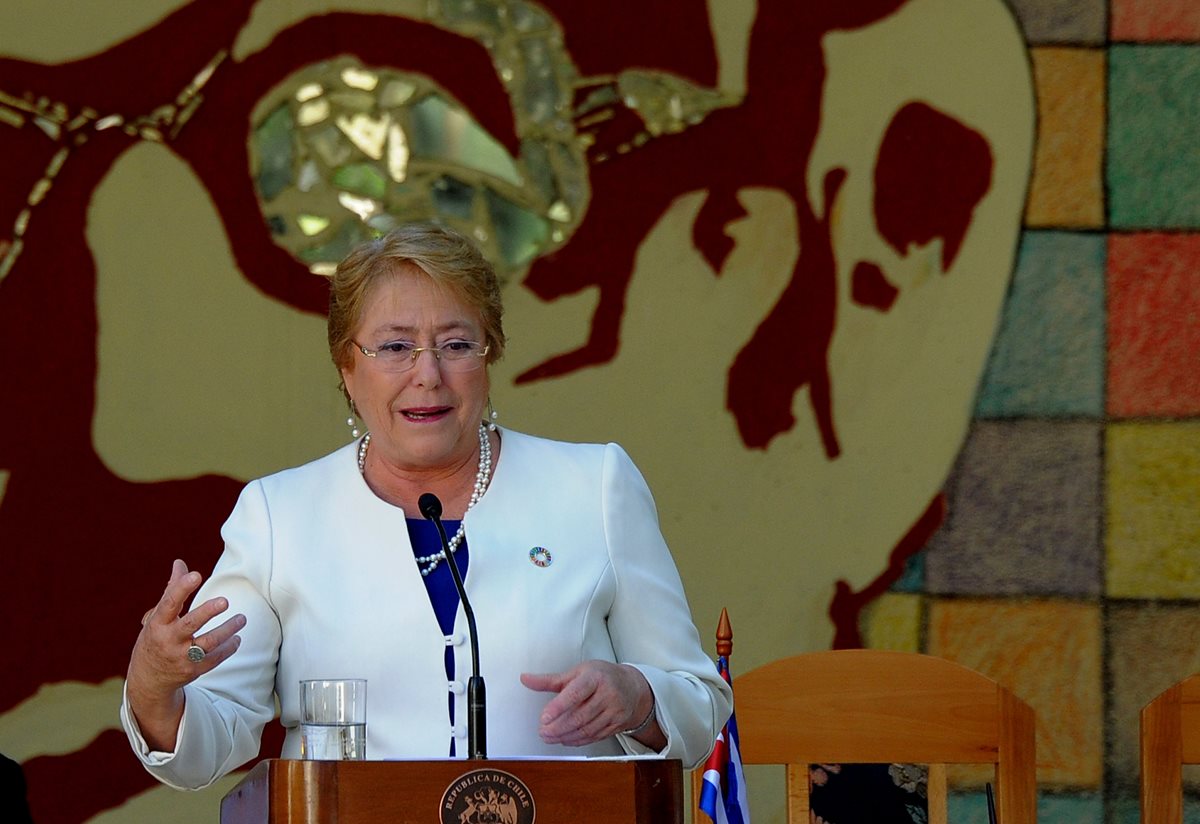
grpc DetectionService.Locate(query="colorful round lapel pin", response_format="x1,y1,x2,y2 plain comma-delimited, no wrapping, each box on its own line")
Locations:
529,546,553,568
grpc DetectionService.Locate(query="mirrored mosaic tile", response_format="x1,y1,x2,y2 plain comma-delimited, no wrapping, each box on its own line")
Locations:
485,187,549,269
248,48,587,277
253,104,296,201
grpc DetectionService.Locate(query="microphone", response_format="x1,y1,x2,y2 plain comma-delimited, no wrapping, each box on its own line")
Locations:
418,492,487,759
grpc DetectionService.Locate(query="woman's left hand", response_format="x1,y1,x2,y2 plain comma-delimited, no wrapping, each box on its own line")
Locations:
520,660,665,750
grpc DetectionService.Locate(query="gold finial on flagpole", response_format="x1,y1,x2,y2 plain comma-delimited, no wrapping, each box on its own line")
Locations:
716,607,733,658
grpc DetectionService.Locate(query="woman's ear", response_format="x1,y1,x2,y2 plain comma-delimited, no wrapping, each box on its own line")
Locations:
340,365,357,406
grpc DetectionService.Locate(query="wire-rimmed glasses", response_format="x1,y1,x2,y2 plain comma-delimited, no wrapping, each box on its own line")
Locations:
351,339,489,373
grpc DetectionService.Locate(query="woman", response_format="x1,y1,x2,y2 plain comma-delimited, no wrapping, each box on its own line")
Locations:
121,224,732,790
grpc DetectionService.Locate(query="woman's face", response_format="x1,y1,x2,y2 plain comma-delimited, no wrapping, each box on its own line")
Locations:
341,263,490,474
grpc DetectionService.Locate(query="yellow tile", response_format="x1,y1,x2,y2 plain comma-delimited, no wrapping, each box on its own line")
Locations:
927,598,1103,788
1024,48,1105,228
1106,422,1200,599
862,593,922,652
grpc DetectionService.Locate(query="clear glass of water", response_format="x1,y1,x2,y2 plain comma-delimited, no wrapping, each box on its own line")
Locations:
299,679,367,760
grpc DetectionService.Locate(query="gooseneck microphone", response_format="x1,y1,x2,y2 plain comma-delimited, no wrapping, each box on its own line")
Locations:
418,492,487,759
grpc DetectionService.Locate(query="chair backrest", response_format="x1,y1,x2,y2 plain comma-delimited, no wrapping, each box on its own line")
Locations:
1141,674,1200,824
714,649,1037,824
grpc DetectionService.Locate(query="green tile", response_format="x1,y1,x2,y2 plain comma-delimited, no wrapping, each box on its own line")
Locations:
949,791,1102,824
975,231,1106,418
1108,46,1200,229
1106,794,1200,824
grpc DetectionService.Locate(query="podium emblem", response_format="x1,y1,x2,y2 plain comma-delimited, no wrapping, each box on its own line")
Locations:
441,768,536,824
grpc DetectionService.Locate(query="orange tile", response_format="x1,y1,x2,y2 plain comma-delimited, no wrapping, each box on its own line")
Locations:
927,598,1102,788
1024,48,1105,228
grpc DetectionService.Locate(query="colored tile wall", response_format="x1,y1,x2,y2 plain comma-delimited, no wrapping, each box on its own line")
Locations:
1025,48,1106,228
1106,603,1200,796
898,9,1200,824
1008,0,1106,44
925,421,1103,596
1111,0,1200,41
976,231,1106,417
927,598,1104,788
1107,233,1200,417
860,593,921,652
950,792,1104,824
1108,46,1200,229
1106,422,1200,598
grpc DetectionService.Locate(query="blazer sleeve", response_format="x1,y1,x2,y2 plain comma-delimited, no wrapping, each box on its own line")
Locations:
599,443,733,768
120,480,282,790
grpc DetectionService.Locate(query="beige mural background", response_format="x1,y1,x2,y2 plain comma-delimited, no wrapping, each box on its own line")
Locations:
13,0,1193,823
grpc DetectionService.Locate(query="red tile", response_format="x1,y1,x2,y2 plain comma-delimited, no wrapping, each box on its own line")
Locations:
1107,233,1200,417
1112,0,1200,41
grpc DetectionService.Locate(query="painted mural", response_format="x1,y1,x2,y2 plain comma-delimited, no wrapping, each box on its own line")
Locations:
0,0,1195,823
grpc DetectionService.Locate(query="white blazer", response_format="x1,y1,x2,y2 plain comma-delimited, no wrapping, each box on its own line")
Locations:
122,428,732,789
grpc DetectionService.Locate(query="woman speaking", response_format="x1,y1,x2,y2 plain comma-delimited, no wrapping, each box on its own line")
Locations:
121,224,732,789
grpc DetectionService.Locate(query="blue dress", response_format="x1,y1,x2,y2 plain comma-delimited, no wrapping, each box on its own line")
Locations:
405,517,466,756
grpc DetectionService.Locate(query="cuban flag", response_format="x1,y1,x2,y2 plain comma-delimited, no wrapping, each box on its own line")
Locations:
698,655,749,824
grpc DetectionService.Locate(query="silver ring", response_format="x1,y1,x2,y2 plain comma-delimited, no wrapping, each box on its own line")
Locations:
186,643,206,663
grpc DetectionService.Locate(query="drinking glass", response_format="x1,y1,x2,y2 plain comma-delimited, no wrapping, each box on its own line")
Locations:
299,678,367,760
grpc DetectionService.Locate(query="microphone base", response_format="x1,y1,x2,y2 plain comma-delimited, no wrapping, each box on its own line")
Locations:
468,677,487,759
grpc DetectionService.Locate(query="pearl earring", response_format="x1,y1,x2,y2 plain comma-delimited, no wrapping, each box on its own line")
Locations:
486,398,498,432
346,415,360,439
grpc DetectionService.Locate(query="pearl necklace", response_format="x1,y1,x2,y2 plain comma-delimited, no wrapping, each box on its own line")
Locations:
357,423,493,577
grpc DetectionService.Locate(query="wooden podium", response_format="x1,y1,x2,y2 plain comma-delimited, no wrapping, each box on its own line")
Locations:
220,758,683,823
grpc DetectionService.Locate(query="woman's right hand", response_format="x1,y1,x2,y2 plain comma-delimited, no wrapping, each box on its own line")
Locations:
125,559,245,751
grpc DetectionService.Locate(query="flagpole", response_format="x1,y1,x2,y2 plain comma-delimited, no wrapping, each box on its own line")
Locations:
698,608,750,824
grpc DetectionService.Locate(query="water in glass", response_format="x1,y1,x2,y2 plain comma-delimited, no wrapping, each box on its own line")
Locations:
300,722,367,760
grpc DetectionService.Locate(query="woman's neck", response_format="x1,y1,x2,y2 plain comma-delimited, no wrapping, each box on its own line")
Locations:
360,428,498,518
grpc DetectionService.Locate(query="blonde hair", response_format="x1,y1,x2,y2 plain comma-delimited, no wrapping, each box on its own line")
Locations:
328,224,506,405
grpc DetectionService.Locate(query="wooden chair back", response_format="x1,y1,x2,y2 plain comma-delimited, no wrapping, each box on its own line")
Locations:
1141,674,1200,824
697,649,1036,824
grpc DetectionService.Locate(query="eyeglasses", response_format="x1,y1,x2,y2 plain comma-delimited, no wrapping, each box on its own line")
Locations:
351,339,490,373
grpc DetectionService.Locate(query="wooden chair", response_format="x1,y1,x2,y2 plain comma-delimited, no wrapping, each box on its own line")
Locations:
1140,674,1200,824
699,648,1037,824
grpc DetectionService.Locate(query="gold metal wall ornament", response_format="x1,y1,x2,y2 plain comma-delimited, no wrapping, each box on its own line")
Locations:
248,0,737,280
0,49,227,284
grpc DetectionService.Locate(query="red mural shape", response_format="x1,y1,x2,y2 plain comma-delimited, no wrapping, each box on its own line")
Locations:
874,101,994,272
828,494,947,650
851,261,900,312
522,7,997,458
0,0,1000,818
